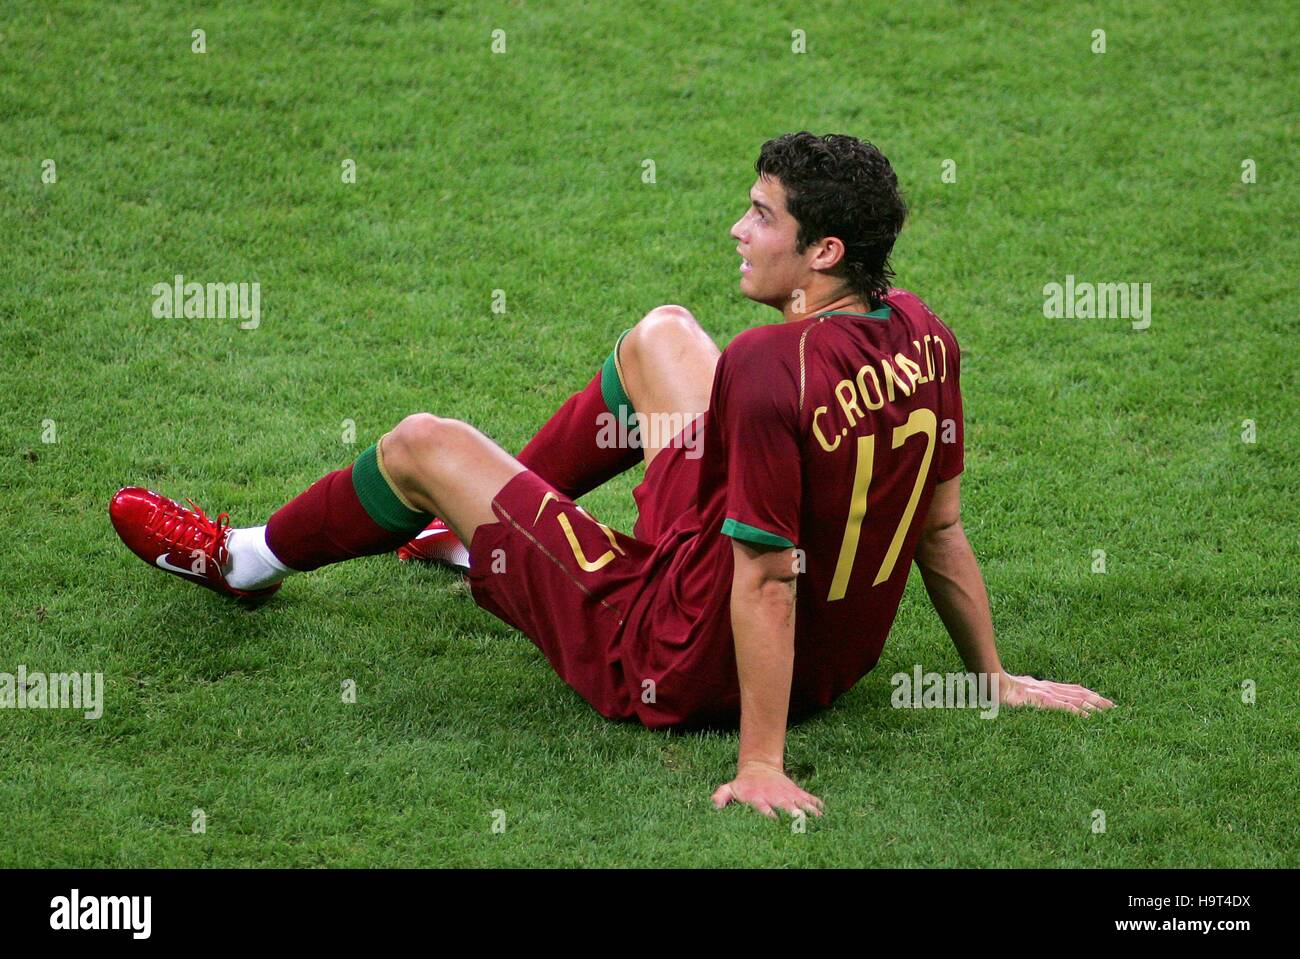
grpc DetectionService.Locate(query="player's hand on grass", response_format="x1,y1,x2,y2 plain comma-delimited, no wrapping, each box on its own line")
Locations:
712,760,824,820
997,672,1115,716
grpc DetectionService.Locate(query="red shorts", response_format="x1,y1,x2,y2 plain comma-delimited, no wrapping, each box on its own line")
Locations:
467,414,718,727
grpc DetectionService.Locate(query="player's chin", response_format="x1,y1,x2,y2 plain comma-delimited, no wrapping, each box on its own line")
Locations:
738,281,785,310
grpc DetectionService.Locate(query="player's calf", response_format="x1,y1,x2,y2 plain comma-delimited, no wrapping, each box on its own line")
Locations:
110,427,439,598
109,412,525,601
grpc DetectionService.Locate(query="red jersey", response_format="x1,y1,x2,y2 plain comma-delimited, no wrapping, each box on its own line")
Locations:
620,288,964,726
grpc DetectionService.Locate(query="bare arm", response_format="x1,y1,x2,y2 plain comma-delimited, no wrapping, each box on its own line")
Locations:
915,475,1115,714
914,476,1004,676
711,539,824,819
732,539,797,769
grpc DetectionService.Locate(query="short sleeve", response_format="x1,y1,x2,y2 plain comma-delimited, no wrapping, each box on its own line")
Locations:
935,326,964,482
714,334,803,549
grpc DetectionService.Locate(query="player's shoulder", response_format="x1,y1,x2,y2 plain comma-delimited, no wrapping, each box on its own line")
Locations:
719,320,809,374
714,322,808,414
884,287,960,348
723,319,809,353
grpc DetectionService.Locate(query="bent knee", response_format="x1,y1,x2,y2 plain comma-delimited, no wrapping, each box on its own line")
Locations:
384,413,467,470
640,304,698,335
647,303,696,324
624,305,706,359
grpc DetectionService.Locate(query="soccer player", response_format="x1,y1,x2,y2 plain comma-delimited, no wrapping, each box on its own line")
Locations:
110,132,1113,820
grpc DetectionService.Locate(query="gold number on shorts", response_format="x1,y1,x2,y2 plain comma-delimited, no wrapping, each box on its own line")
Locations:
557,512,625,573
536,491,626,573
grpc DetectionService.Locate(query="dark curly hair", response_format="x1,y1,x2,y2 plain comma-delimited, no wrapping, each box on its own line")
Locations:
755,132,907,303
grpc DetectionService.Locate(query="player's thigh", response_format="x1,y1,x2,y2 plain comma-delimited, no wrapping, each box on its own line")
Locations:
618,305,720,467
467,469,648,720
379,413,526,545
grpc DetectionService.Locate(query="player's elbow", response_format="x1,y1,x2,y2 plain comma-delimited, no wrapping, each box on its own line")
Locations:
732,574,797,628
734,563,797,596
916,519,966,568
731,542,799,611
756,573,797,602
732,541,798,584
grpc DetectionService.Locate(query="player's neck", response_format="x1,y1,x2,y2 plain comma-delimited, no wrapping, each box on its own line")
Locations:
780,291,873,324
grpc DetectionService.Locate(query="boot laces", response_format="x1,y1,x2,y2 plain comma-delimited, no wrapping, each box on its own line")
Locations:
147,498,232,567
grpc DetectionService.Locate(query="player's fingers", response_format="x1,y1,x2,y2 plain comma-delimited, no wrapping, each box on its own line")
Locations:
752,800,778,820
711,784,735,809
776,788,822,818
1056,688,1106,713
1037,691,1086,714
797,798,824,818
1064,683,1112,705
798,791,825,814
1055,683,1114,708
1043,680,1085,699
1065,687,1105,709
1050,686,1095,708
1042,696,1085,712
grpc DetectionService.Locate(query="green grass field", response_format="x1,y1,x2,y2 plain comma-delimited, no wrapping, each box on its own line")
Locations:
1,0,1296,867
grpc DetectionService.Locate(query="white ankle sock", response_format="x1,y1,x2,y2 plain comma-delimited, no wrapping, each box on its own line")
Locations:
224,526,294,590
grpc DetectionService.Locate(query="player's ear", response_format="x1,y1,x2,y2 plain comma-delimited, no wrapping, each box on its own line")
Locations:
809,235,847,272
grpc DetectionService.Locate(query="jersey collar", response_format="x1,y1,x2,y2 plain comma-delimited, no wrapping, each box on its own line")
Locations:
812,306,892,321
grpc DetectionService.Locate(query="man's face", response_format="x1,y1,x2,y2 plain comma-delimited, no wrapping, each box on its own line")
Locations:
730,175,809,308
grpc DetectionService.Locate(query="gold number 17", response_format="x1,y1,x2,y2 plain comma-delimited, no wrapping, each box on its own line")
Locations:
827,407,937,601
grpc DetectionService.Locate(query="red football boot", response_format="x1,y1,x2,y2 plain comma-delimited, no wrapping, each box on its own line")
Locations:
396,517,470,572
108,487,281,602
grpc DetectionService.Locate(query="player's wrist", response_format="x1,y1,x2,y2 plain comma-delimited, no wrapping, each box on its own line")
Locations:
737,757,784,776
992,670,1021,701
